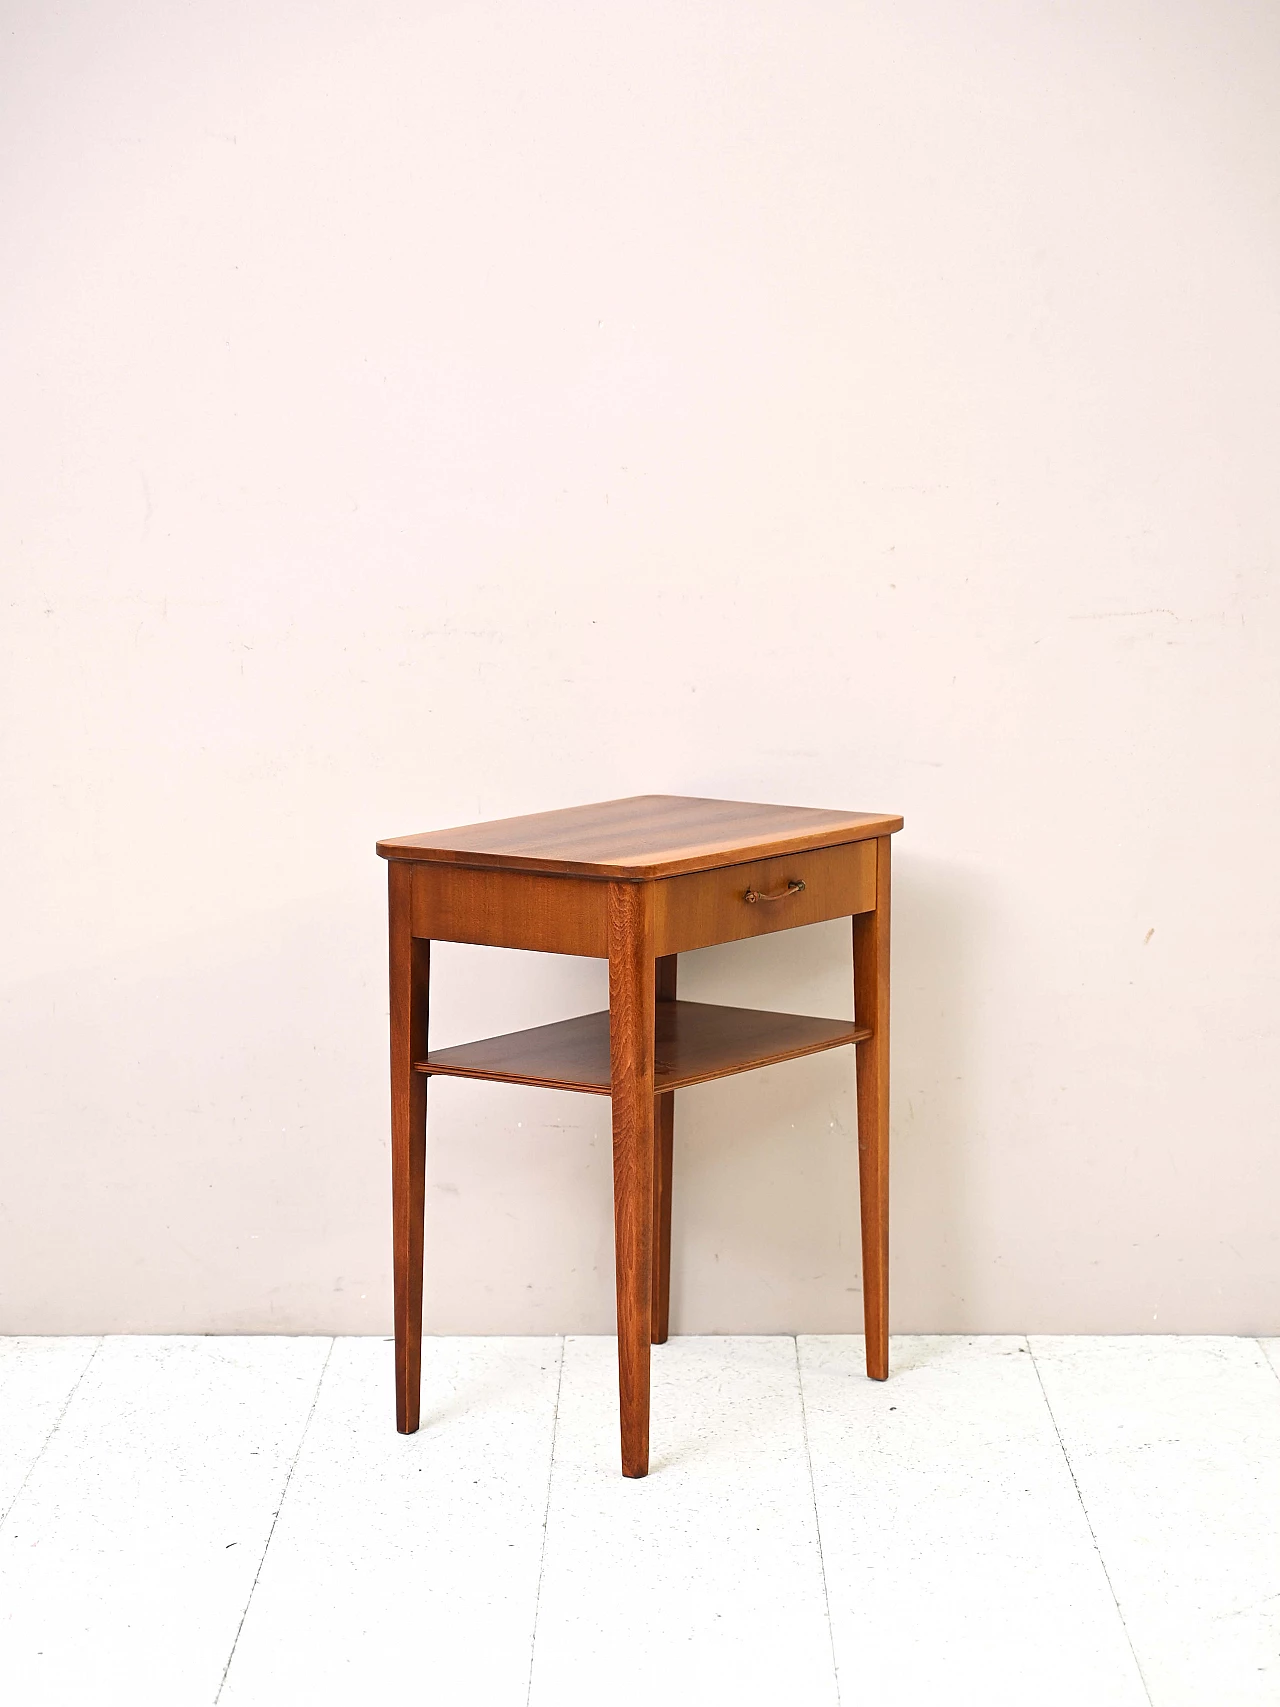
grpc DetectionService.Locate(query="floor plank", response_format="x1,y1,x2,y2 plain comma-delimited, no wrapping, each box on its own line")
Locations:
528,1335,838,1707
220,1336,562,1707
0,1337,99,1518
2,1333,1275,1703
800,1335,1149,1707
0,1336,330,1707
1030,1336,1280,1707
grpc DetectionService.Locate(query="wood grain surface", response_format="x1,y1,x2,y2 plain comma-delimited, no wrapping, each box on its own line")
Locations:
418,1001,870,1094
388,862,429,1434
853,836,891,1381
378,794,902,879
608,879,655,1477
410,862,607,956
654,839,875,955
652,954,677,1346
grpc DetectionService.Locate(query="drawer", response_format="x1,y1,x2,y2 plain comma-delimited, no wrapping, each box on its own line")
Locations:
653,839,878,956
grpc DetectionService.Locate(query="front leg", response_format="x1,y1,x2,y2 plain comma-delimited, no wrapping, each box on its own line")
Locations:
608,880,656,1477
388,861,430,1432
853,835,891,1381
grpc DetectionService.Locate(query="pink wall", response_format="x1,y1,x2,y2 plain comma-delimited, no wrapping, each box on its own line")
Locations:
2,1,1278,1331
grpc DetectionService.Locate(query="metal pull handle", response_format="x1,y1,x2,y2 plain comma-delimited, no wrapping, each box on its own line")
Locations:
743,878,806,905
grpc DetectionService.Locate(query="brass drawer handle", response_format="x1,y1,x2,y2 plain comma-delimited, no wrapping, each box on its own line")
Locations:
743,878,806,905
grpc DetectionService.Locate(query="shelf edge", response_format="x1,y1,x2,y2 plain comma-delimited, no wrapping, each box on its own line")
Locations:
415,1020,871,1095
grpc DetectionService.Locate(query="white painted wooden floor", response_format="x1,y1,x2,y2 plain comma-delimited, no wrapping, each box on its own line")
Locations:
2,1336,1278,1706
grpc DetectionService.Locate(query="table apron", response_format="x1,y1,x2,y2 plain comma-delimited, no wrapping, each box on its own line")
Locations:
407,837,878,958
410,864,608,956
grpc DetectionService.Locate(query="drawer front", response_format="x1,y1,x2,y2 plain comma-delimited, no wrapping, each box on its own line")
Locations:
411,864,608,957
654,839,878,956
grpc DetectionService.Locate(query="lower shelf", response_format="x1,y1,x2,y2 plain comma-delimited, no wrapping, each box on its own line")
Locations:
417,999,870,1096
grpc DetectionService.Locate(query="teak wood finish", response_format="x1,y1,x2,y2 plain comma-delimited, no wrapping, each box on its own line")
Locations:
417,1002,871,1095
652,840,876,955
380,794,901,1477
378,793,900,879
652,954,677,1347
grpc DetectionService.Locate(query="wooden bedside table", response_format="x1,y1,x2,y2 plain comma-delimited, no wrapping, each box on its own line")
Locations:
377,794,902,1478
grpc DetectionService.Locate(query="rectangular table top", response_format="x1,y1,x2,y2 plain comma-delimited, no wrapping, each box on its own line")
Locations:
377,793,902,880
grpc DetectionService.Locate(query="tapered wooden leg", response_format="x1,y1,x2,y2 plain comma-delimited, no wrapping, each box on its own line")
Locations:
608,880,656,1477
853,835,891,1381
389,861,430,1433
652,954,677,1345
